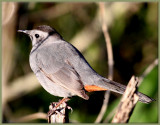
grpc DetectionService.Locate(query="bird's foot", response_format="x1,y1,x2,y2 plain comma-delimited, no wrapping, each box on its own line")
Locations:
47,98,70,117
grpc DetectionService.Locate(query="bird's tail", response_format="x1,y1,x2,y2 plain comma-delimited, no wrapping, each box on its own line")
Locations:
96,78,155,104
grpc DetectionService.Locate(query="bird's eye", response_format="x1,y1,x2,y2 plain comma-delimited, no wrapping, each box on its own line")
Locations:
35,34,39,38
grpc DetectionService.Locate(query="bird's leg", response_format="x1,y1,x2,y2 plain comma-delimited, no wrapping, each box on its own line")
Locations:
47,98,70,117
54,98,70,110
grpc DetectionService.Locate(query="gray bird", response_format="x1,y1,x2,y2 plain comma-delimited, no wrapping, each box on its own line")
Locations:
18,25,154,104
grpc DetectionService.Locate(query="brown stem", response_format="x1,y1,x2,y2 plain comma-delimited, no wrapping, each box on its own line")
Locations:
112,76,139,123
95,2,114,123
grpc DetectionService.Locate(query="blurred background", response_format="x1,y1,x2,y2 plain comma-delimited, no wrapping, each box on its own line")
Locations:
2,2,158,123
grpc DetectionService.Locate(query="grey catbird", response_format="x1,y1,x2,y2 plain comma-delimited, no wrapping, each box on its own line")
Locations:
18,25,154,104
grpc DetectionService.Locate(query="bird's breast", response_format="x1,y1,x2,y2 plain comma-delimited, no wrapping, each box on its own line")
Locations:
29,51,39,74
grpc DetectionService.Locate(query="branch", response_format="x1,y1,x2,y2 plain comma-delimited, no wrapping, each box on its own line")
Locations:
112,76,139,123
99,2,114,80
6,73,40,102
138,58,158,86
104,105,117,122
12,112,47,122
95,2,114,123
95,91,110,123
48,100,71,123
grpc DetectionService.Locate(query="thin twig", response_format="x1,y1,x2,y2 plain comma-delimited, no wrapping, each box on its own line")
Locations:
12,112,47,122
104,105,117,123
112,76,139,123
138,58,158,86
95,2,114,123
95,91,110,123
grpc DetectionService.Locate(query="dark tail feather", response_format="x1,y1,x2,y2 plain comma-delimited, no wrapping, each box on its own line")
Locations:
99,79,155,104
137,92,155,104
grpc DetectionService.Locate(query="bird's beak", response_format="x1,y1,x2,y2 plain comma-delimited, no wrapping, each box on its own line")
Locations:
17,30,30,35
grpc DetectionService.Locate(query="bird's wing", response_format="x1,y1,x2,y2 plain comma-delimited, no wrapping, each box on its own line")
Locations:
35,48,89,100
